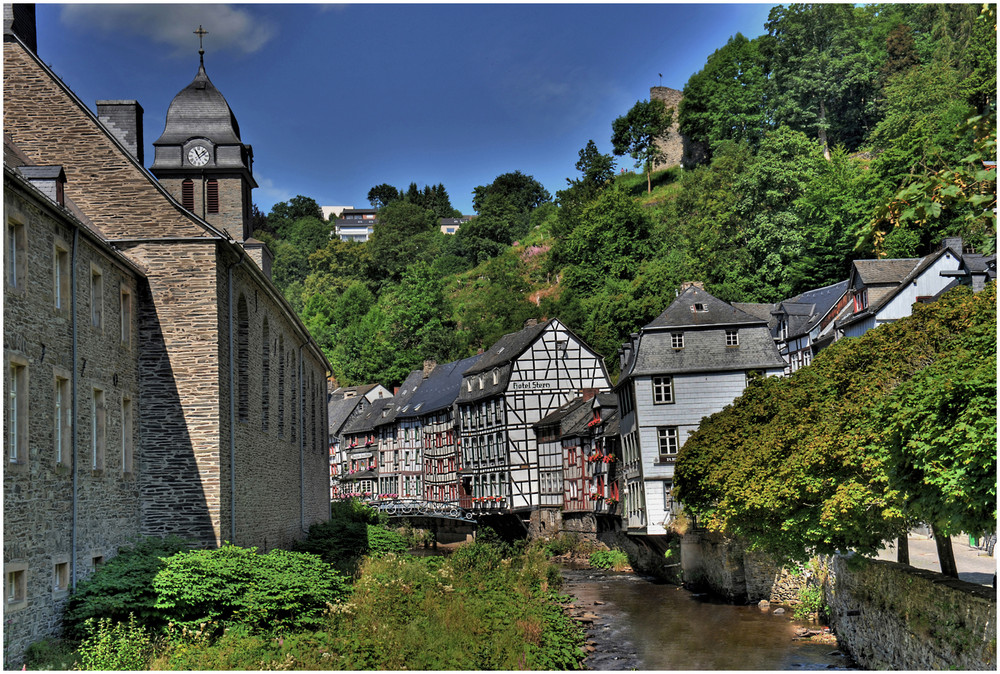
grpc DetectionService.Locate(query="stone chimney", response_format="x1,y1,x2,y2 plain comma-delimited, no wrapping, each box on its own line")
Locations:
524,318,538,327
17,166,66,206
243,238,274,280
680,281,705,291
96,100,144,165
3,4,37,54
422,360,437,378
940,236,964,255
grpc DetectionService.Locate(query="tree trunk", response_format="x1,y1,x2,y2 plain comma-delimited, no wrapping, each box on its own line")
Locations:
896,535,909,564
818,99,831,161
931,524,959,578
647,167,652,194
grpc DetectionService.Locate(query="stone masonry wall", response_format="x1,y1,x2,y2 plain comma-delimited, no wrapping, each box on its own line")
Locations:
826,555,996,670
649,86,707,169
3,179,142,666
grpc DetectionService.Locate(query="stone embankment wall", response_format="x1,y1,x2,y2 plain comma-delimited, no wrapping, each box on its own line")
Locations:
826,555,996,670
597,531,682,583
681,531,997,670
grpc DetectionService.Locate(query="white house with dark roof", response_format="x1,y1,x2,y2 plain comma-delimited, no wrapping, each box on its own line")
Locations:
456,318,609,531
615,282,786,535
770,279,850,373
835,241,964,339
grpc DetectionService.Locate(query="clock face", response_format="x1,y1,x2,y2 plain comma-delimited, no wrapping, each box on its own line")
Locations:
187,146,210,166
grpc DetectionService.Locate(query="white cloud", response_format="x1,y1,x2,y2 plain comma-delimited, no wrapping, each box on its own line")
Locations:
252,174,293,209
60,5,274,56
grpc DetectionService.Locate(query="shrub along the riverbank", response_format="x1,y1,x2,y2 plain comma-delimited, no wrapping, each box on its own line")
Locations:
25,502,585,670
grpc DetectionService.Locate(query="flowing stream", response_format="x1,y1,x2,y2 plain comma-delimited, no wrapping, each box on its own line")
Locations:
560,568,857,670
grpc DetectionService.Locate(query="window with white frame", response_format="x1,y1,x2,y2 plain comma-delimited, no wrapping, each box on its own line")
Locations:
8,359,27,464
656,426,679,461
120,286,132,346
853,287,868,312
90,266,103,329
54,243,70,310
652,376,674,404
725,329,739,346
91,388,106,470
54,374,70,465
7,220,26,291
671,332,684,349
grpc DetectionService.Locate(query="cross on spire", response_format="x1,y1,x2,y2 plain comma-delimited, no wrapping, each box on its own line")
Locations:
194,25,208,64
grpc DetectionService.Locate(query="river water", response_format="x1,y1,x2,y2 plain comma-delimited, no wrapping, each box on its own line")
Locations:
561,568,856,670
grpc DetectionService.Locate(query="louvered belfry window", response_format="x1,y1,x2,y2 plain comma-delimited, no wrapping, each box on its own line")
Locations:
181,179,194,211
207,180,219,213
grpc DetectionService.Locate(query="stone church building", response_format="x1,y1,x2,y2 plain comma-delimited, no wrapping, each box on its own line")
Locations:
3,6,329,662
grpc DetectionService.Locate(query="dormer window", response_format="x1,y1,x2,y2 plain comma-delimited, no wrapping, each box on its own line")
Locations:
478,376,484,390
466,379,473,392
693,303,707,312
853,288,868,312
492,369,499,385
671,332,684,349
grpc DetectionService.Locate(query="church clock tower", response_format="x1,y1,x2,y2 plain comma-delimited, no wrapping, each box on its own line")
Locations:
151,27,256,242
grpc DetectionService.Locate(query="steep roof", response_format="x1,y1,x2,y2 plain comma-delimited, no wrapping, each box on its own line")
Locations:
775,279,848,340
853,258,920,286
153,61,242,146
380,369,426,425
398,354,482,419
463,320,551,375
533,396,588,430
328,395,367,436
342,397,392,435
645,286,766,330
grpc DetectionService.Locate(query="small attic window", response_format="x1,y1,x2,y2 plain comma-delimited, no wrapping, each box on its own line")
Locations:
693,303,707,312
492,369,499,385
497,347,505,354
467,379,473,392
382,409,389,417
414,403,422,411
478,376,484,390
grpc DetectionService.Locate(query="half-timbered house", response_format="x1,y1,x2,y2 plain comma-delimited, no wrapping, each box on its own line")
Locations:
456,319,609,533
615,283,785,536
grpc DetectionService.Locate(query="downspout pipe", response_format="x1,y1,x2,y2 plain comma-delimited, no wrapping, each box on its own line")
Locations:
226,245,245,544
299,344,306,533
70,228,79,589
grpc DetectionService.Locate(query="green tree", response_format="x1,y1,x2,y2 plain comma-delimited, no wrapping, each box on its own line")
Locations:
764,4,879,157
266,195,324,237
366,200,438,284
367,183,401,209
679,33,770,157
611,98,674,193
472,171,551,217
556,140,617,220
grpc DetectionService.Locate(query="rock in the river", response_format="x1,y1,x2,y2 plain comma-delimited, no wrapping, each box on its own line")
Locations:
773,607,785,615
758,600,770,610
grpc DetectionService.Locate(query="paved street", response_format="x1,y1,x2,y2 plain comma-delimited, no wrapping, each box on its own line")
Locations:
877,534,996,586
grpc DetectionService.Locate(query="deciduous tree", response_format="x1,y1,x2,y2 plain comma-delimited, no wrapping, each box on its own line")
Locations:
611,98,674,193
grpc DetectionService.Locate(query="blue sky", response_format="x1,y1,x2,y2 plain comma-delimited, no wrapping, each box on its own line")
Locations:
35,3,775,216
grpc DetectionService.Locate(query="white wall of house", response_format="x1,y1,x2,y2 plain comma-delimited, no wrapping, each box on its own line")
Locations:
877,252,962,322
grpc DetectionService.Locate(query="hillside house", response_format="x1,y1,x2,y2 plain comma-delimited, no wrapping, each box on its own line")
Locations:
615,283,786,536
770,280,850,373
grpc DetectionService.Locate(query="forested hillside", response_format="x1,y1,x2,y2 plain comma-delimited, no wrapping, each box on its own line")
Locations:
257,3,995,388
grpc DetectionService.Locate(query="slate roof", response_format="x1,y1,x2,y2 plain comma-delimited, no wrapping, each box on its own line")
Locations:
328,396,367,437
732,302,777,329
645,286,766,330
397,354,483,419
379,369,426,425
852,258,920,286
533,396,588,430
562,399,599,438
601,409,621,438
153,61,242,146
463,320,551,375
774,280,848,340
341,397,393,435
839,247,955,330
621,286,785,379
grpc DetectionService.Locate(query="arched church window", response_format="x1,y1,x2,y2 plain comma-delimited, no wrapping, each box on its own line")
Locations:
182,179,194,211
237,295,249,421
207,180,219,214
261,318,269,431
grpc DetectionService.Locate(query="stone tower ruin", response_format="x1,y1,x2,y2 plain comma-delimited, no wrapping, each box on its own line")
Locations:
650,86,706,169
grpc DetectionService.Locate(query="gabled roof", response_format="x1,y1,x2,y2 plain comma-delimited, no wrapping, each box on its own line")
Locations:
463,320,551,375
839,247,956,329
533,396,588,430
380,369,426,425
601,409,621,438
732,302,777,327
562,399,599,438
645,286,766,330
342,397,393,435
398,354,483,419
775,280,848,340
852,258,920,286
328,395,367,436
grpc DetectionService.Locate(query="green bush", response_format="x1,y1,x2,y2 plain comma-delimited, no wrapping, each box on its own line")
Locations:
293,516,408,576
62,536,191,638
22,638,77,671
76,615,152,671
793,584,826,621
588,549,630,571
152,544,350,633
365,524,409,558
